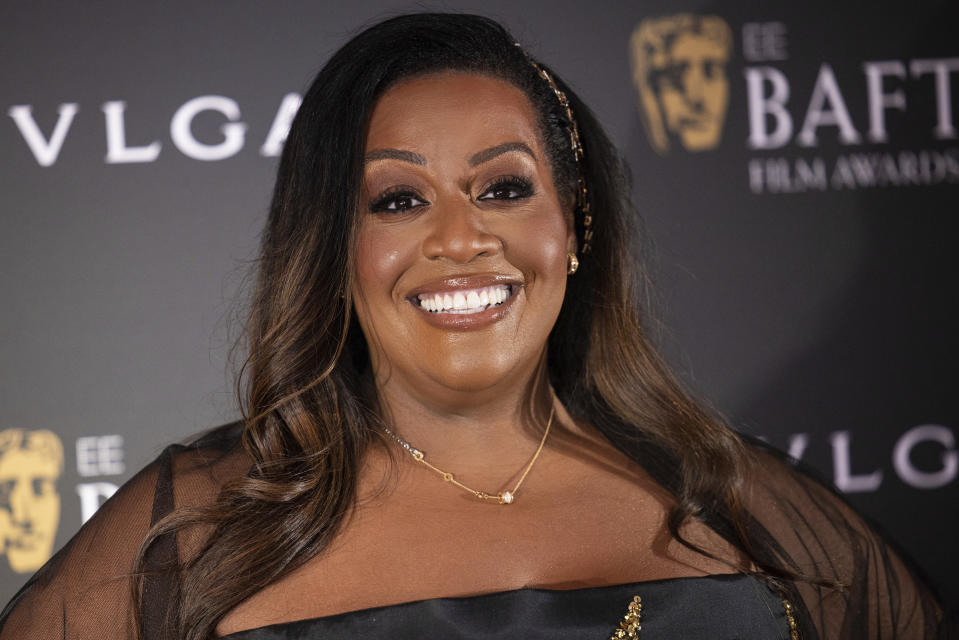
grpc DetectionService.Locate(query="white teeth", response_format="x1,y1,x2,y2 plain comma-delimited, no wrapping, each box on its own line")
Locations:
417,284,512,314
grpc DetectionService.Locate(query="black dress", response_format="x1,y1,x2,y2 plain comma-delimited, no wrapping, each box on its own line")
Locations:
0,421,948,639
221,574,791,639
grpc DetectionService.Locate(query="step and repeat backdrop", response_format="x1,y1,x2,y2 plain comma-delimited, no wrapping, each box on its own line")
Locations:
1,0,957,607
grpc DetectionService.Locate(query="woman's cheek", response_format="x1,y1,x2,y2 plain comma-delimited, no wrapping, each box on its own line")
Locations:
354,225,407,302
508,213,570,279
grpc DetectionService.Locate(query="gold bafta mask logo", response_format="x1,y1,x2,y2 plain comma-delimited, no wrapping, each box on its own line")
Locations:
630,14,733,153
0,429,63,573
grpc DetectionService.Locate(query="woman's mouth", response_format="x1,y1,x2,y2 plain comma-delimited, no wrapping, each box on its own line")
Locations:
415,284,513,315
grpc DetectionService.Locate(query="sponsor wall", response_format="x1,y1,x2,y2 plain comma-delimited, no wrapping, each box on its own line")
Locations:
2,0,956,608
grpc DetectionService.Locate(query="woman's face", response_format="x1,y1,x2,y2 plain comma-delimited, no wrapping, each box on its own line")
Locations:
353,72,575,400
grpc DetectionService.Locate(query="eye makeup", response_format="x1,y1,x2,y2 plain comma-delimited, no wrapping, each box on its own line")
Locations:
477,174,534,201
369,185,430,214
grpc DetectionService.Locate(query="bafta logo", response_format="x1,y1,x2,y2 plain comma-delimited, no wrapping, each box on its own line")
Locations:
630,14,733,153
0,429,63,573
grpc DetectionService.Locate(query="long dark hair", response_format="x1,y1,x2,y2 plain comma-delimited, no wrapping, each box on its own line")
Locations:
133,13,797,639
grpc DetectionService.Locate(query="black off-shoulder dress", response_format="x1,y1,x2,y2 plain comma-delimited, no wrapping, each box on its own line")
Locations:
220,574,791,639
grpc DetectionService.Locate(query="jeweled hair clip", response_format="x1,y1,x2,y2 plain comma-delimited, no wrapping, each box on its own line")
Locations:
515,43,593,254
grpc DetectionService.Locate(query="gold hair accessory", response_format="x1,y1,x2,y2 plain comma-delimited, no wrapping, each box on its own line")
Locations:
567,252,579,275
381,406,554,505
515,43,593,254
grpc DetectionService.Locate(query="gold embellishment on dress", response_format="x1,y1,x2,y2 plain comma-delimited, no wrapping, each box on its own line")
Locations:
609,595,642,639
769,580,800,640
781,594,799,640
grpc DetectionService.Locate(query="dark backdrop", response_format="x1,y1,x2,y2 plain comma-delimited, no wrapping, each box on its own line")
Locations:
1,0,956,608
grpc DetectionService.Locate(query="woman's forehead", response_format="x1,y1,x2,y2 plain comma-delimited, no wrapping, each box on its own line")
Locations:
365,72,544,159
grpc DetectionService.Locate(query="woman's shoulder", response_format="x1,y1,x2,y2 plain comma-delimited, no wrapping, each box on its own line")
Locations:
737,435,948,638
164,420,250,509
739,436,899,578
0,420,250,639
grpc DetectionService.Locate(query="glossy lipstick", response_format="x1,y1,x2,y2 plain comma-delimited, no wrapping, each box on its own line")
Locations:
406,274,522,330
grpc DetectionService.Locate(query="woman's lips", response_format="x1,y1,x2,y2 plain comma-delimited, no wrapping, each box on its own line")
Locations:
405,276,521,330
416,284,511,314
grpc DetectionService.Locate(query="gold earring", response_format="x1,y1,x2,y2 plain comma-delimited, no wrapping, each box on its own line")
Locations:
567,253,579,275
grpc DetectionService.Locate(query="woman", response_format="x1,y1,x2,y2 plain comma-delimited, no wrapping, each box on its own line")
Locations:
0,13,946,640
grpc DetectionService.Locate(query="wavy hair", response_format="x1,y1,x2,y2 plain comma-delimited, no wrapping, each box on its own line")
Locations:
132,13,799,639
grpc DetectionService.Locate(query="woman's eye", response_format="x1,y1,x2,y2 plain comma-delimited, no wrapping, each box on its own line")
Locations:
370,190,429,213
477,177,534,202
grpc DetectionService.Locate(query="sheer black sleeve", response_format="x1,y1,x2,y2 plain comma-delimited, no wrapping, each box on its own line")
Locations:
0,422,247,640
742,443,952,639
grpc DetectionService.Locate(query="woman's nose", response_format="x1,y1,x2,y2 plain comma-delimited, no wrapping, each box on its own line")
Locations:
421,198,501,263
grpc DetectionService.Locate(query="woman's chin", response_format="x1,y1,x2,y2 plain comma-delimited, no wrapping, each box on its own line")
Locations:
422,358,523,395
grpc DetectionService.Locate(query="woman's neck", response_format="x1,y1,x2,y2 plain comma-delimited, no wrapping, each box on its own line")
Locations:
372,367,556,477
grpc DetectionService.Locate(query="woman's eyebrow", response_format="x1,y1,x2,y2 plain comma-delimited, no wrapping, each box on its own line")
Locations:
468,142,536,166
364,148,427,165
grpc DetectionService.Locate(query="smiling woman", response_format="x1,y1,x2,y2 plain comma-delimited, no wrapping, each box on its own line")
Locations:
355,73,573,398
0,12,946,640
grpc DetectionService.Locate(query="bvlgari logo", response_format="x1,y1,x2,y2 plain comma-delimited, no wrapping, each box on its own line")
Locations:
0,429,63,573
629,14,733,153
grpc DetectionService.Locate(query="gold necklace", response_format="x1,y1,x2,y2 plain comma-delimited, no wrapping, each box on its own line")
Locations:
381,406,555,505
